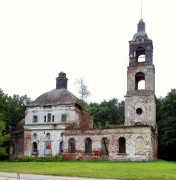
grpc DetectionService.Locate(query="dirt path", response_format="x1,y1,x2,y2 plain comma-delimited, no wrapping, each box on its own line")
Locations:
0,172,116,180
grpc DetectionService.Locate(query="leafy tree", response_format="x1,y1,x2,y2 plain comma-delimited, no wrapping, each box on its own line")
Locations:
0,113,10,157
89,98,124,127
75,79,90,101
157,89,176,161
5,94,31,133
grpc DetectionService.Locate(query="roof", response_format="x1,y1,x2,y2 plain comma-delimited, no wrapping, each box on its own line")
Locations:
30,88,82,107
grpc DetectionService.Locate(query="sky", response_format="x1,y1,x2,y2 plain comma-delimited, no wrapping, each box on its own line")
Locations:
0,0,176,103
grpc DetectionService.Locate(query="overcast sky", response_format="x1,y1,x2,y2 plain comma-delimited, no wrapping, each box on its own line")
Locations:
0,0,176,103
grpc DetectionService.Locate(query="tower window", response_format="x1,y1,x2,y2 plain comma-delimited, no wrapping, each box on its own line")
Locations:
44,116,46,122
52,115,54,122
136,108,143,115
135,46,145,62
135,72,145,90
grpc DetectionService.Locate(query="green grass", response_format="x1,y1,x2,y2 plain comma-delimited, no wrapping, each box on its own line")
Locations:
0,160,176,179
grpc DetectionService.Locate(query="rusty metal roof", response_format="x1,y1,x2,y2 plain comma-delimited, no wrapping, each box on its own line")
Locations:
30,88,81,107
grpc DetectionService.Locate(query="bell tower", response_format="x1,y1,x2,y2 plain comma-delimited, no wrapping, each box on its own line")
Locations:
125,19,156,127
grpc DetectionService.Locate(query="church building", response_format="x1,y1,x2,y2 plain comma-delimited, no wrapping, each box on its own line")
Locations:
10,19,158,161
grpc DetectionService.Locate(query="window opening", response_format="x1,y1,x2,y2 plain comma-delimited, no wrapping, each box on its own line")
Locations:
119,137,126,153
135,46,145,62
32,142,38,155
135,72,145,90
136,108,143,115
60,141,63,154
11,143,15,154
33,133,37,139
33,115,38,123
101,137,109,155
48,114,51,122
85,138,92,153
46,133,50,139
68,138,75,153
61,114,67,122
44,116,46,122
52,115,54,122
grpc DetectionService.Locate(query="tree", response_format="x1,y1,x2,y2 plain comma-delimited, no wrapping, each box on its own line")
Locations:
89,98,125,127
157,89,176,161
0,113,10,157
75,79,90,102
5,94,31,133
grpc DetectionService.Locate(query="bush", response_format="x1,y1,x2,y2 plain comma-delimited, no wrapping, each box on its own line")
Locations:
16,155,63,162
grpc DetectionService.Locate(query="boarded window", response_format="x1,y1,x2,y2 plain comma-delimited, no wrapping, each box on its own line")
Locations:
68,138,75,153
119,137,126,153
32,142,38,155
135,137,145,154
45,141,51,149
85,138,92,153
101,137,109,155
33,115,38,123
60,141,63,154
61,114,67,122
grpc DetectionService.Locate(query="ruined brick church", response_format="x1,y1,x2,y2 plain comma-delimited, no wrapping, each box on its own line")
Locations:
10,19,158,161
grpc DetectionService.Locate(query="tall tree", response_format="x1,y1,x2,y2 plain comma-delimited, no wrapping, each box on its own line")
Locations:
75,78,90,102
157,89,176,161
0,113,10,157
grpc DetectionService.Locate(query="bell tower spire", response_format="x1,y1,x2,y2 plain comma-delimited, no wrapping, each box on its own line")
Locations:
125,19,156,128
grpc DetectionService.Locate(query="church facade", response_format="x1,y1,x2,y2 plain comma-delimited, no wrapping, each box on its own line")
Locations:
9,19,158,161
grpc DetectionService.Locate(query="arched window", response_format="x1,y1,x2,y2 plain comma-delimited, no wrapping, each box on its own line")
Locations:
68,138,75,153
119,137,126,153
135,72,145,90
32,142,38,155
135,46,145,62
85,138,92,153
101,137,109,155
60,141,63,154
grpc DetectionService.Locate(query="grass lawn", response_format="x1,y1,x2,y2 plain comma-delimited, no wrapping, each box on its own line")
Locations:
0,160,176,179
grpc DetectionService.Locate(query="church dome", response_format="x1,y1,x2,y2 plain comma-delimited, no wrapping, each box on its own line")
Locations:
30,72,82,107
30,88,81,107
132,19,148,41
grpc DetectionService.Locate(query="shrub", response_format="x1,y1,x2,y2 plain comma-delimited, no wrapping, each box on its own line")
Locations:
16,155,63,162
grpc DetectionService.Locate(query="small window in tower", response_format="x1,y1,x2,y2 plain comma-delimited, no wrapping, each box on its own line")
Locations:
61,114,67,122
52,115,54,122
44,116,46,122
33,115,38,123
136,108,143,115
